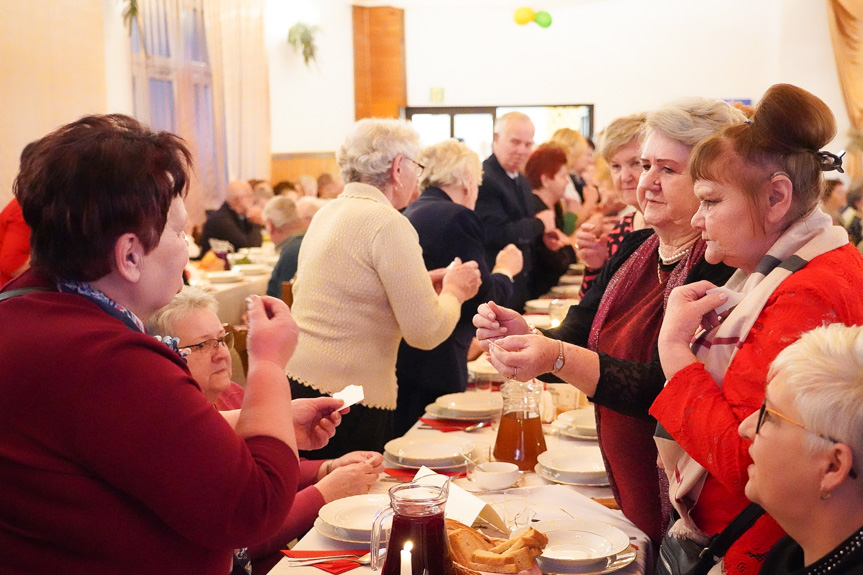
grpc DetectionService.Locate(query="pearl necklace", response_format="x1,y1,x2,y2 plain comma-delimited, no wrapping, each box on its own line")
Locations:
656,238,698,283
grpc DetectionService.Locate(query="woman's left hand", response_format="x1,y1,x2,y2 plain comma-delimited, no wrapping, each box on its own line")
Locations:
330,451,384,473
290,397,346,451
658,280,726,377
486,334,558,381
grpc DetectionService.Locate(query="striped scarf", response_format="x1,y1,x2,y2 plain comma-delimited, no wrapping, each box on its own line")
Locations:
655,207,848,541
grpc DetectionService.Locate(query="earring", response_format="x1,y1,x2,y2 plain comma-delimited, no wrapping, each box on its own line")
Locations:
820,489,832,500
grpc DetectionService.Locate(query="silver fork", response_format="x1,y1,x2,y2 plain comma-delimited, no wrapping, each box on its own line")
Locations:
284,552,372,567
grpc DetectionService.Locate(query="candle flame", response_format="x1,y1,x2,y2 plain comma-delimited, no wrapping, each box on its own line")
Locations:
403,541,413,552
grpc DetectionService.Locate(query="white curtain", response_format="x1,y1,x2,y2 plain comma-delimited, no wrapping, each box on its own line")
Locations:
203,0,271,186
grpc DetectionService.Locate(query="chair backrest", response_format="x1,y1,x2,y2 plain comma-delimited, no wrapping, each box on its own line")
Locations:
223,323,248,378
281,279,294,307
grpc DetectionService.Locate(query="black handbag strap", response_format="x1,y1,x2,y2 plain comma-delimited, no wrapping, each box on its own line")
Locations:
696,503,766,573
0,286,51,303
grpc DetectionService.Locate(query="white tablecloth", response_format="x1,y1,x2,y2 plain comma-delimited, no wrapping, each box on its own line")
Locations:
270,410,650,575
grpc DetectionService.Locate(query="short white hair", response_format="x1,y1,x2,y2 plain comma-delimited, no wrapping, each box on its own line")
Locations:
767,323,863,467
644,98,746,149
295,196,326,221
147,286,218,336
418,139,482,192
337,118,421,190
263,196,301,230
494,111,532,136
296,175,317,197
226,179,253,202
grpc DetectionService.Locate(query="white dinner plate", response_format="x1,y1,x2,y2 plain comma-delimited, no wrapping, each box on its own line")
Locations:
527,519,630,574
537,446,607,483
535,463,610,487
523,314,553,328
467,355,503,377
551,419,598,441
384,435,474,467
313,517,370,545
435,392,502,416
232,263,270,276
382,451,470,472
558,274,584,286
550,285,582,298
317,494,389,543
524,298,579,313
205,271,244,283
556,408,598,438
424,403,497,422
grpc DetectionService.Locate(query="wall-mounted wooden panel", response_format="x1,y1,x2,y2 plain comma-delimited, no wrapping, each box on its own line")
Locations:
271,153,338,185
353,6,406,120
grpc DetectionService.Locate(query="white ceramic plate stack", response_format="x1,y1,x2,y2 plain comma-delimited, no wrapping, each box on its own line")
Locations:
552,408,598,440
424,391,502,420
535,446,608,486
524,298,580,314
527,519,634,574
467,355,506,383
232,263,270,276
205,270,244,283
383,435,475,470
550,284,582,298
314,493,390,544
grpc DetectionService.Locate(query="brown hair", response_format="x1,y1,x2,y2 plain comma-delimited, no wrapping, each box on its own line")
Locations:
524,143,568,190
690,84,838,228
15,114,192,281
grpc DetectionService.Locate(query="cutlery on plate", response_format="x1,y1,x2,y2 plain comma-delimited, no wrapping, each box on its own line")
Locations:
463,420,490,432
284,552,372,566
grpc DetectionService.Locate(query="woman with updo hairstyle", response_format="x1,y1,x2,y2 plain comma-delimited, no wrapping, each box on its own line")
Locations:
394,139,522,436
523,142,577,298
287,120,482,457
653,83,863,573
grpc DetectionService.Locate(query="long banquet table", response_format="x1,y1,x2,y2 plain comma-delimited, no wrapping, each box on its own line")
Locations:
269,406,650,575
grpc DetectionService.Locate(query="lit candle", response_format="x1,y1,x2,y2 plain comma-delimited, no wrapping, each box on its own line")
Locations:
400,541,413,575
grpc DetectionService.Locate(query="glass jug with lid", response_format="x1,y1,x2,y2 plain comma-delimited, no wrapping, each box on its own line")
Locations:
370,475,456,575
492,379,547,470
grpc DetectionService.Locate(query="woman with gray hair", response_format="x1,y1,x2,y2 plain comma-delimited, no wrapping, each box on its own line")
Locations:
474,98,743,548
263,196,309,298
738,323,863,574
287,118,482,457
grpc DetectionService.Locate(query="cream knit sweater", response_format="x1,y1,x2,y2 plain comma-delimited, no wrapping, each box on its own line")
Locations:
286,183,462,409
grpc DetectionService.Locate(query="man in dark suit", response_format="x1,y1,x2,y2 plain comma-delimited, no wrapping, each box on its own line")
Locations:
475,112,555,311
394,139,523,435
197,180,264,258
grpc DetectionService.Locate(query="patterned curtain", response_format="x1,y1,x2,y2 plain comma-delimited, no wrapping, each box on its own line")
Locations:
826,0,863,181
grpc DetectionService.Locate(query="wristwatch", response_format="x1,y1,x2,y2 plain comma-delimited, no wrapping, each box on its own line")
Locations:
552,339,565,373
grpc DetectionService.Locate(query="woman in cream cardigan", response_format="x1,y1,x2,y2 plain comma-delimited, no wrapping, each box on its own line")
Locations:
287,118,481,458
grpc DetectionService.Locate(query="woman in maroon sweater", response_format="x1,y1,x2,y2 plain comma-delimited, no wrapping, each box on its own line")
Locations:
0,115,344,574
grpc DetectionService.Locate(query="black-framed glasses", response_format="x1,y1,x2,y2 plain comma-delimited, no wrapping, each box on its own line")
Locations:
755,397,857,478
180,331,235,354
404,156,425,178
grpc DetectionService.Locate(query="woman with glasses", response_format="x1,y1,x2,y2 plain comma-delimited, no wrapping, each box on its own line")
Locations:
287,118,482,457
0,115,344,573
738,323,863,574
652,83,863,574
149,287,383,574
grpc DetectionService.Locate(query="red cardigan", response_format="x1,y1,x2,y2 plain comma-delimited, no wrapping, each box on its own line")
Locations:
0,272,299,574
650,244,863,574
0,198,31,287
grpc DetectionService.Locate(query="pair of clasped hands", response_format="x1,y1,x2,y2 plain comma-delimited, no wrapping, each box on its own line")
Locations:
473,281,734,382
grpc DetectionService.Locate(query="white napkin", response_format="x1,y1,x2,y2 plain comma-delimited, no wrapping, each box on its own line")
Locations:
332,384,364,409
705,286,745,316
414,466,508,533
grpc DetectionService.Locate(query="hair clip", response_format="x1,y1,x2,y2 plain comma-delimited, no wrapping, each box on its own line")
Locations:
744,119,753,124
818,150,845,173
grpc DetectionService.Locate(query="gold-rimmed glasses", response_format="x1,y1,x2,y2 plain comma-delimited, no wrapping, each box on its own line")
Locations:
404,156,425,178
180,331,235,354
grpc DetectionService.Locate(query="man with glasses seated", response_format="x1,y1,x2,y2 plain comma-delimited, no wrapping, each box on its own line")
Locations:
148,287,383,574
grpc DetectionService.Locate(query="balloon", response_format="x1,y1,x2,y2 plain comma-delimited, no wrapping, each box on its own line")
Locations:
534,11,552,28
513,7,535,25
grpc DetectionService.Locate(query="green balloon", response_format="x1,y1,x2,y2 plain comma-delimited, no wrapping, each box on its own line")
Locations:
534,11,552,28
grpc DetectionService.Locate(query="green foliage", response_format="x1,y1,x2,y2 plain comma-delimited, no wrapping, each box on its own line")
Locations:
121,0,138,34
288,22,320,66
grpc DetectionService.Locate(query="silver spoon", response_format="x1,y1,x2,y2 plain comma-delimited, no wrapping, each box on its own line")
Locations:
463,420,491,432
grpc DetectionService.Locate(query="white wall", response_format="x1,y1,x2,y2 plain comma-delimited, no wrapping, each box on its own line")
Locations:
402,0,849,155
266,0,356,153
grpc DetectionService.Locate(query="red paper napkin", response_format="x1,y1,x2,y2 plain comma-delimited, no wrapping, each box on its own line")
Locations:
281,549,369,574
419,417,484,432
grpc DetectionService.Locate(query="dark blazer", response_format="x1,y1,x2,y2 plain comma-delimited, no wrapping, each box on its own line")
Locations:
530,194,576,297
475,154,545,310
394,188,515,434
197,202,262,258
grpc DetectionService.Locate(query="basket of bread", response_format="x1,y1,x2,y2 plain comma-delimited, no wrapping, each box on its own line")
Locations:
446,519,547,575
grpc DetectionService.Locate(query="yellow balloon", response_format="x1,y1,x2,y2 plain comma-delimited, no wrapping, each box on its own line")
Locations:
513,7,535,25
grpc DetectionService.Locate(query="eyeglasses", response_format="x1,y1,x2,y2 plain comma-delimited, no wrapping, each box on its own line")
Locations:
404,156,425,178
755,397,857,479
180,331,235,354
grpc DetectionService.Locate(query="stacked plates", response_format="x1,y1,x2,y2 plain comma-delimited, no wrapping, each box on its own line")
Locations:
550,284,582,298
558,274,583,286
467,356,506,383
552,408,598,440
536,446,608,486
384,435,474,470
315,493,390,544
426,392,502,420
232,263,270,276
205,271,244,283
528,519,633,574
524,298,579,314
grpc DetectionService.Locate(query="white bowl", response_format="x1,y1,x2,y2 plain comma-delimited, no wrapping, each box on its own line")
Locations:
472,461,520,490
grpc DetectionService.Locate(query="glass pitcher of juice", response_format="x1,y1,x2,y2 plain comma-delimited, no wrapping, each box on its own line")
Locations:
493,379,547,470
370,475,456,575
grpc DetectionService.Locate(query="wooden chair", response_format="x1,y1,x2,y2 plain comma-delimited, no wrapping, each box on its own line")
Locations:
223,323,249,379
281,279,294,307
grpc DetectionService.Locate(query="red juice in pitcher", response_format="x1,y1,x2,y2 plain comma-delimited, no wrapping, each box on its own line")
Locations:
381,511,455,575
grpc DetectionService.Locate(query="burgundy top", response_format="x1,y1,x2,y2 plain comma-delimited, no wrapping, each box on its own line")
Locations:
0,271,299,574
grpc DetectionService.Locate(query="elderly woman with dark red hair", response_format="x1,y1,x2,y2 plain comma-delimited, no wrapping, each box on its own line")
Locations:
0,115,344,573
524,142,578,298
